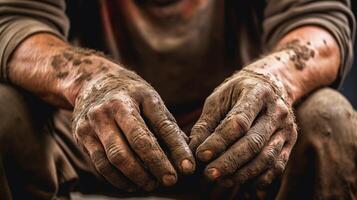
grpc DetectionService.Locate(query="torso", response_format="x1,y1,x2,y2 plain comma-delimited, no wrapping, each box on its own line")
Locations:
103,0,236,110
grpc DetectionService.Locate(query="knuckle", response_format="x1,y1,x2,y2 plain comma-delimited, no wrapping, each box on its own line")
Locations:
285,123,298,143
277,104,289,120
106,145,129,167
210,134,229,150
93,155,111,174
274,159,286,175
290,128,298,144
136,85,153,96
263,147,278,165
148,93,161,105
107,97,122,108
131,129,152,151
192,121,210,135
259,84,273,98
247,134,265,154
74,121,90,139
157,119,177,138
87,104,106,120
232,114,250,133
204,94,216,104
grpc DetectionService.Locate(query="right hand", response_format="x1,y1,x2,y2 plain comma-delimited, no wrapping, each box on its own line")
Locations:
71,61,195,192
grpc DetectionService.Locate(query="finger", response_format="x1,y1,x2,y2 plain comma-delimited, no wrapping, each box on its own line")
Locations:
113,97,177,186
189,94,229,153
74,120,134,191
87,106,157,191
256,150,288,189
196,89,266,162
204,114,278,181
220,132,285,187
257,126,297,189
142,95,195,175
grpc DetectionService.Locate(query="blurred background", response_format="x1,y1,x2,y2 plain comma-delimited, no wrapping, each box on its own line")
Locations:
341,2,357,108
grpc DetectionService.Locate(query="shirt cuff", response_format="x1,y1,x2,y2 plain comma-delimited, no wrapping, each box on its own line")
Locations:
0,18,65,82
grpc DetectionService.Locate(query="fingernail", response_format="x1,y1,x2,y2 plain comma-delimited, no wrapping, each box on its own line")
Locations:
197,150,213,162
162,174,177,186
144,181,157,192
206,168,221,180
181,159,194,173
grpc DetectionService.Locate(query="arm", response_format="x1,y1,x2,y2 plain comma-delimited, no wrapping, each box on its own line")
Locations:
9,34,196,191
4,1,195,191
248,26,341,104
9,34,80,108
188,26,339,184
189,0,354,190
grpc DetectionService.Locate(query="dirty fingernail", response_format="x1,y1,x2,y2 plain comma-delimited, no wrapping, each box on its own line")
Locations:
162,174,177,186
181,159,194,173
206,168,221,180
198,150,213,162
144,181,157,191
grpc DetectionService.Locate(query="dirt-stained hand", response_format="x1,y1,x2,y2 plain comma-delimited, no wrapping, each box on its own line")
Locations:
72,68,195,192
189,66,297,189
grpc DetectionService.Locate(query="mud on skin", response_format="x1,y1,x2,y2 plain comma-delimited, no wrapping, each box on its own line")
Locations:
49,45,196,191
50,47,111,86
49,46,196,191
277,39,315,70
72,72,195,190
189,60,298,190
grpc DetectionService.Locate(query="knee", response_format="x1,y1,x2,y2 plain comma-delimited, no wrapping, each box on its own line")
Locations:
0,84,33,143
296,87,356,143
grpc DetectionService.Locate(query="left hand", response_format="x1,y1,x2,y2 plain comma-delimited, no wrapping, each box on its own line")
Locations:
189,60,298,188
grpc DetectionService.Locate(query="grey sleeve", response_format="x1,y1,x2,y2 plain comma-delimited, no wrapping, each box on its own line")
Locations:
0,0,69,82
263,0,356,88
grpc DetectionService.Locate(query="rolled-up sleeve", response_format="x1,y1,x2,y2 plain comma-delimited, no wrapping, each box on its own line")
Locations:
0,0,69,82
263,0,356,88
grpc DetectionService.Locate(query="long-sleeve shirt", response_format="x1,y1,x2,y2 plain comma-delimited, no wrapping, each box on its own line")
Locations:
0,0,355,110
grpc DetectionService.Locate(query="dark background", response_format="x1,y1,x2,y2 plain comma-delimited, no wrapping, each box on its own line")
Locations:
341,2,357,108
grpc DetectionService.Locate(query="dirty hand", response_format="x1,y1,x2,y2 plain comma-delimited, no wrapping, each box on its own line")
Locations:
189,62,297,188
72,67,195,191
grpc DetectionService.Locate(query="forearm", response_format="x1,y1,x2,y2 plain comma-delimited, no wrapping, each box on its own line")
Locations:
8,33,119,109
250,26,340,104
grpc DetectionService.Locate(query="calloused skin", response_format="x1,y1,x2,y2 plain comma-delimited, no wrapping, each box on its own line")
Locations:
189,26,340,191
8,35,196,192
8,25,340,193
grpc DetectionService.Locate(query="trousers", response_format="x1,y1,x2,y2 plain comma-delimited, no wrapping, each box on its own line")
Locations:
0,84,356,200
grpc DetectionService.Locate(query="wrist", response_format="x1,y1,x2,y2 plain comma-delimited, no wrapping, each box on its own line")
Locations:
60,54,123,107
244,50,306,104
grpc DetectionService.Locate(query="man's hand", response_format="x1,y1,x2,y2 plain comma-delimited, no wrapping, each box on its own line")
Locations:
189,54,298,188
189,26,341,190
8,34,195,192
71,64,195,191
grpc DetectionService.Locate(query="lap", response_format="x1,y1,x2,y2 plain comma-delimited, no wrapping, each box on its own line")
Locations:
277,88,357,200
0,84,356,200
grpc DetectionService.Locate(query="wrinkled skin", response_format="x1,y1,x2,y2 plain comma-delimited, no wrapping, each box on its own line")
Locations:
71,63,196,192
8,33,197,192
8,26,340,196
189,62,298,189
